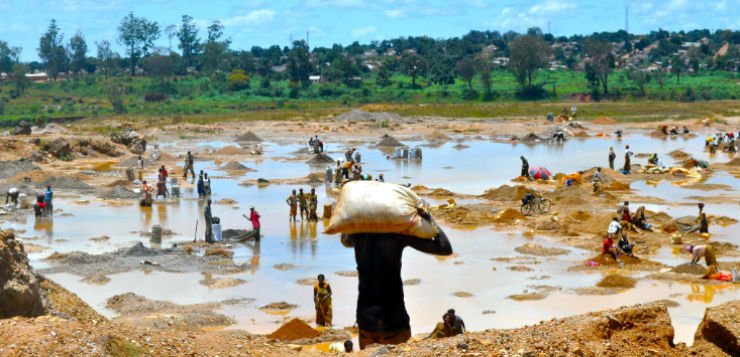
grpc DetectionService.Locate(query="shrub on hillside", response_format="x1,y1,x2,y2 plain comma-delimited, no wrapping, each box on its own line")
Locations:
227,69,250,91
145,93,166,102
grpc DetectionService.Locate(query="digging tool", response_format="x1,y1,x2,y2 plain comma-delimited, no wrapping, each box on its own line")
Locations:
193,219,198,243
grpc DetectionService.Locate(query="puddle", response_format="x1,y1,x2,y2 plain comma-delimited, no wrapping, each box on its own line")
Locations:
3,134,739,345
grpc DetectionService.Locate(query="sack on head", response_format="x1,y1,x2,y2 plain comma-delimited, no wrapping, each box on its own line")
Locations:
325,181,437,239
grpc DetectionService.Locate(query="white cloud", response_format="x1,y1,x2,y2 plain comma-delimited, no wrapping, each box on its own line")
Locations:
715,0,727,11
351,26,376,38
385,9,406,19
667,0,687,10
306,0,365,8
529,0,577,15
222,9,277,27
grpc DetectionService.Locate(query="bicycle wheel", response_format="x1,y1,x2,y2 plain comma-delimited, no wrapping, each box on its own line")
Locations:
538,199,551,213
521,202,533,216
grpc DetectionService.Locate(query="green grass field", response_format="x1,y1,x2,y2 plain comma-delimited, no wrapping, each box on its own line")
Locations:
1,69,739,126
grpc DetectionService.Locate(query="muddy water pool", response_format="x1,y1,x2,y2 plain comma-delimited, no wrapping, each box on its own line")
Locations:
3,134,738,345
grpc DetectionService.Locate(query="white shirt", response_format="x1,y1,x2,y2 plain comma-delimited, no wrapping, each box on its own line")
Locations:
328,342,346,353
607,220,621,234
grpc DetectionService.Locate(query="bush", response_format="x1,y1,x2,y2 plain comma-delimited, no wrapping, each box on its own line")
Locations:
227,69,250,91
145,92,167,102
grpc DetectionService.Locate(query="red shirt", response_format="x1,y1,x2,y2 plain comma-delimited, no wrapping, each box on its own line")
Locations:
250,210,261,229
602,237,614,254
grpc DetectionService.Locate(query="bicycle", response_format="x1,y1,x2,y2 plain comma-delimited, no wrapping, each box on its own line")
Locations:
520,193,551,216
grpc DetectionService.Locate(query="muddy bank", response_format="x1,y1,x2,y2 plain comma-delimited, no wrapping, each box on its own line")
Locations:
39,242,249,278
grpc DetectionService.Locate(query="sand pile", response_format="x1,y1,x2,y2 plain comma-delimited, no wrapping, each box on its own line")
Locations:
605,181,631,191
335,109,401,123
592,116,617,125
235,131,263,142
514,243,568,256
427,131,451,142
519,133,542,142
668,150,690,160
549,185,589,205
215,146,247,155
671,263,708,275
596,274,637,288
0,160,40,179
221,161,250,171
42,176,93,190
494,208,526,223
573,131,590,137
376,134,403,147
588,254,642,266
157,152,176,161
569,211,592,221
480,185,533,201
306,153,335,164
268,319,320,341
725,157,740,166
98,186,139,199
412,185,457,198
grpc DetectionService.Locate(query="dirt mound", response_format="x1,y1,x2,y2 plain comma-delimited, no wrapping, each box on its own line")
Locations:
671,263,707,275
221,161,250,171
596,274,637,288
335,109,401,123
569,210,592,221
604,181,631,191
725,157,740,166
0,230,45,318
427,130,451,142
480,185,533,201
494,208,526,223
122,242,159,257
517,132,542,142
588,253,644,267
306,153,335,164
693,300,740,356
573,130,590,137
215,146,248,155
235,131,263,142
515,243,569,256
268,318,320,341
42,176,93,190
668,150,691,160
592,116,617,125
98,186,139,199
376,134,403,147
0,160,40,179
411,185,457,198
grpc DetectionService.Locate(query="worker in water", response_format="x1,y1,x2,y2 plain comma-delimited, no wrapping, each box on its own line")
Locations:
141,180,153,206
43,185,53,216
183,151,195,179
286,190,298,222
345,148,356,163
698,203,709,234
5,187,19,206
197,171,205,198
648,153,659,166
33,192,46,217
341,217,452,349
687,244,718,268
623,145,633,174
335,162,344,185
298,188,308,221
156,174,168,199
428,311,465,339
520,156,529,179
204,199,213,243
137,155,144,170
376,173,385,182
314,274,333,327
683,126,690,134
608,147,616,170
204,173,212,196
243,206,261,241
354,150,362,163
308,188,319,221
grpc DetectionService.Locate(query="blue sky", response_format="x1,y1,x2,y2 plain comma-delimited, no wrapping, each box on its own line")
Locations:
1,0,738,61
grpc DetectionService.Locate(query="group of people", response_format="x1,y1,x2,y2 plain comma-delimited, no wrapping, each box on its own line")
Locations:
309,136,325,154
660,125,690,136
706,131,738,153
197,170,212,198
31,186,53,217
286,188,319,221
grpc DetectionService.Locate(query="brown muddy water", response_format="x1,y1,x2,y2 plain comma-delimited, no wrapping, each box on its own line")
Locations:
3,134,739,345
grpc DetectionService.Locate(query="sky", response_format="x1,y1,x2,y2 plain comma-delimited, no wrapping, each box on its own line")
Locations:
1,0,738,61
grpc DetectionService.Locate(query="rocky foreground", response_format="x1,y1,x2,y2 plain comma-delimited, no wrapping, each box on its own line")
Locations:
0,229,738,356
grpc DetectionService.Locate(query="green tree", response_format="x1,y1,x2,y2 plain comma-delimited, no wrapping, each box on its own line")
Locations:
96,40,118,79
627,70,649,96
202,21,229,74
68,31,88,77
12,63,30,94
671,55,684,83
478,59,493,100
507,34,550,91
141,54,174,79
376,59,393,87
456,58,476,91
287,40,311,86
38,19,67,80
0,41,21,86
584,39,614,95
227,69,250,91
118,12,160,76
400,52,428,88
687,47,701,75
653,70,667,89
177,15,200,69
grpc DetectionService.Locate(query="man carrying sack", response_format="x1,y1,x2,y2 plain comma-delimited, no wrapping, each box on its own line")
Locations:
326,181,453,350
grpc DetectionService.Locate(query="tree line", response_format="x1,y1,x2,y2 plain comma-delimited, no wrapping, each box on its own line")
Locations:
3,13,740,101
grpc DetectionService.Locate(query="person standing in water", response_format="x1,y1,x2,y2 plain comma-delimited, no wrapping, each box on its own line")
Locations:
183,151,195,179
314,274,333,327
286,190,298,221
623,145,633,174
243,206,261,241
608,147,616,170
520,156,530,179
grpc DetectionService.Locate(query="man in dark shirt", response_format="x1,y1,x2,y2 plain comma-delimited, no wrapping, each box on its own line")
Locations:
520,156,529,179
341,220,452,350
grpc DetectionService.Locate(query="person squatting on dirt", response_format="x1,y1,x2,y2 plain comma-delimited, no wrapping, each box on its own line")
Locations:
428,309,466,339
341,218,452,350
687,244,718,268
